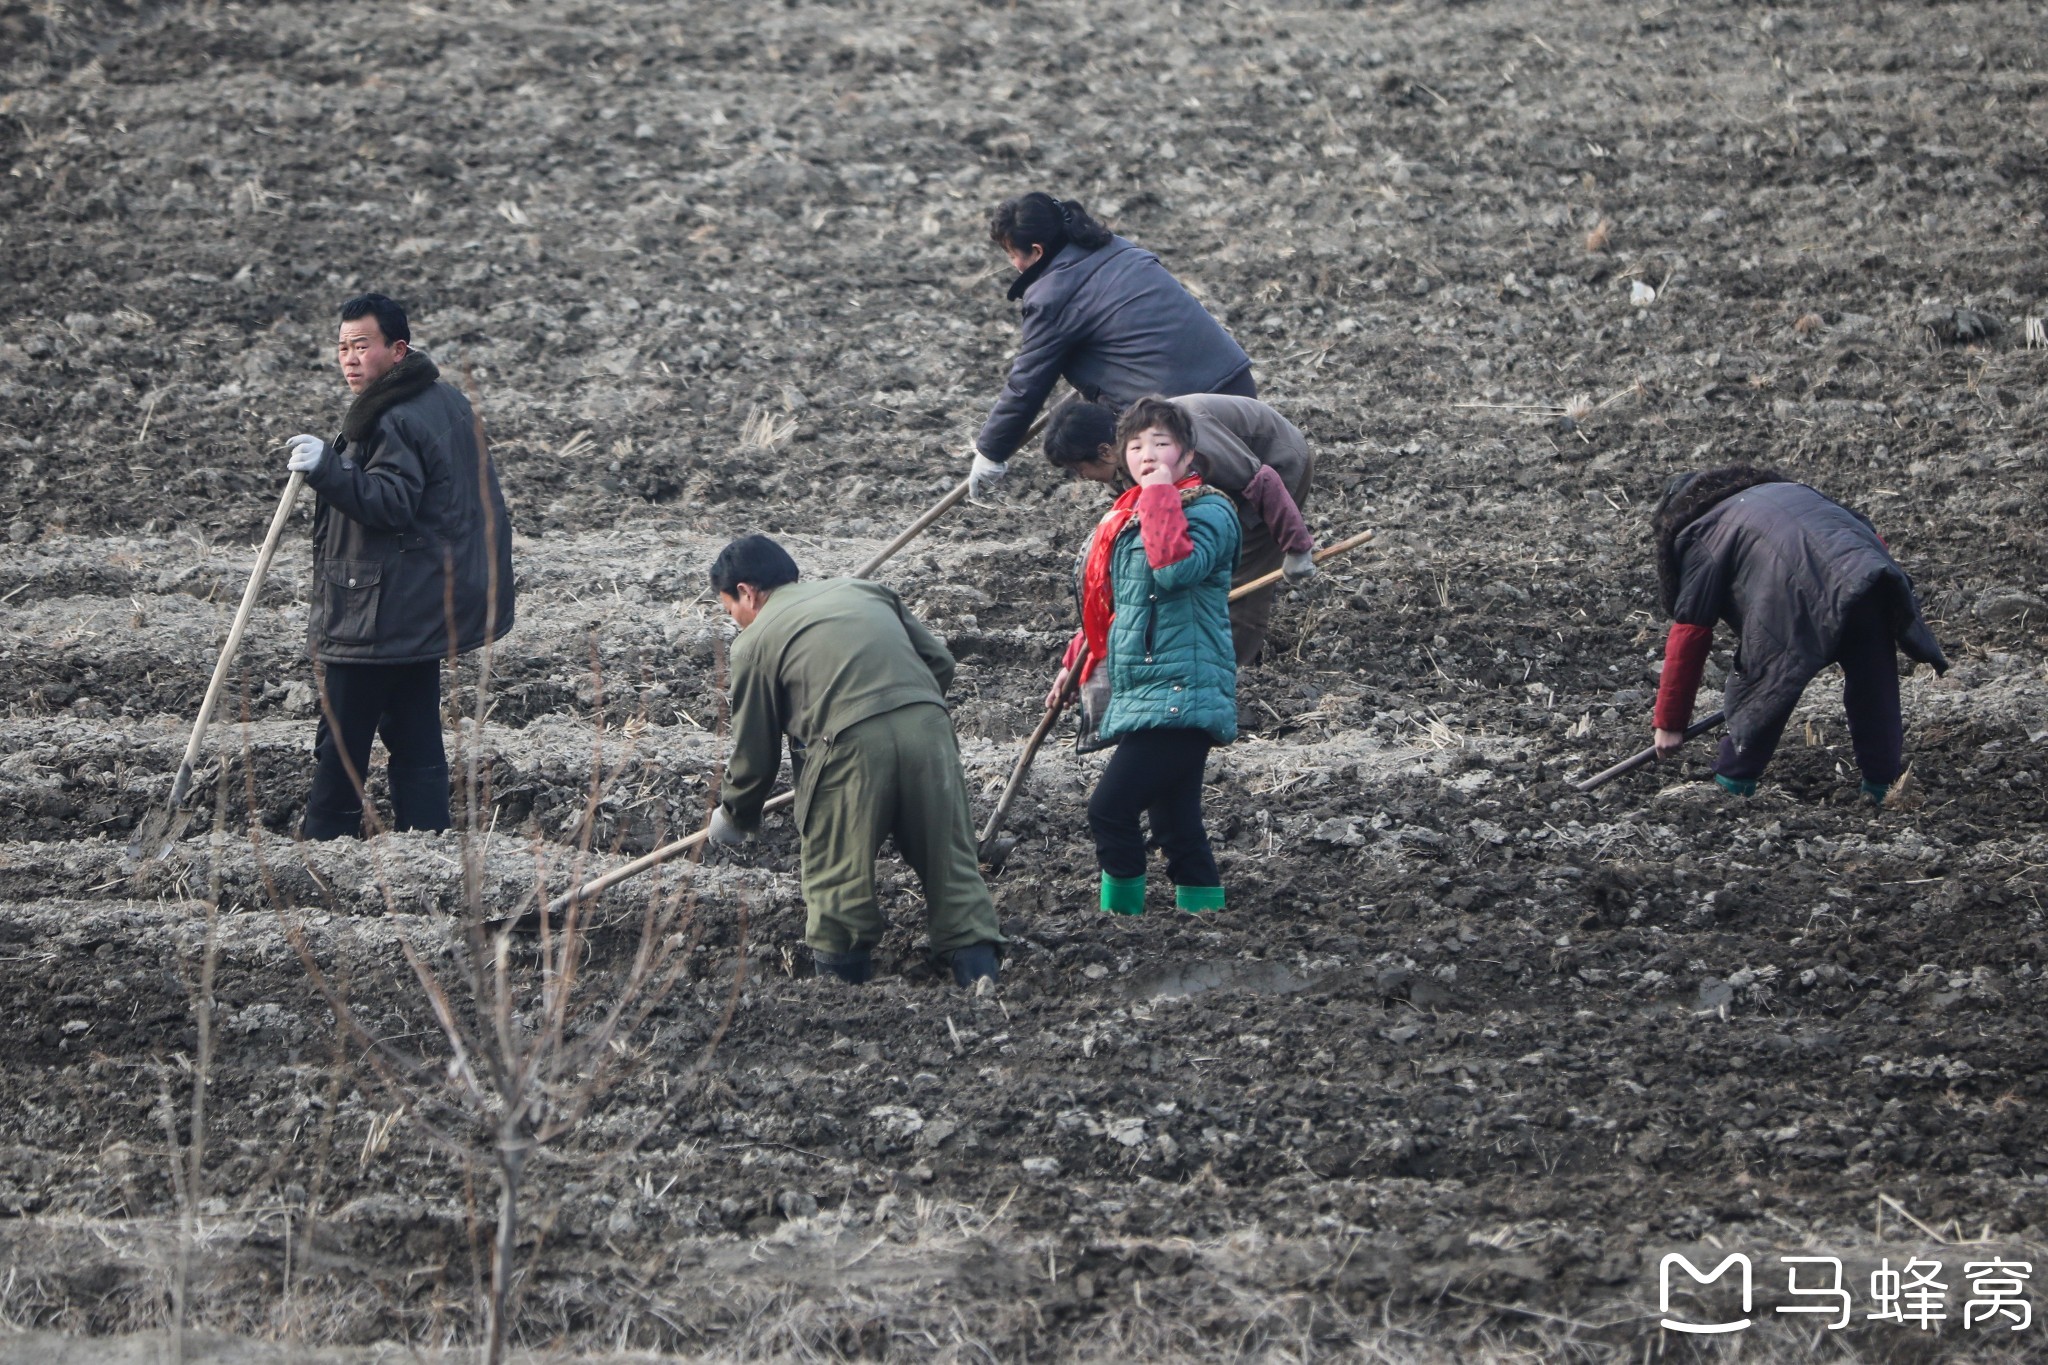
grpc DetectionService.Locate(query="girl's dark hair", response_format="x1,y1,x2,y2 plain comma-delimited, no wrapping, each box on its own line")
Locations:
1113,396,1205,478
1652,464,1786,615
988,192,1113,258
1043,396,1120,468
709,534,800,597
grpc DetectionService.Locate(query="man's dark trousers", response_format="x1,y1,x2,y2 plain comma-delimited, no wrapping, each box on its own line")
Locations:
302,659,450,839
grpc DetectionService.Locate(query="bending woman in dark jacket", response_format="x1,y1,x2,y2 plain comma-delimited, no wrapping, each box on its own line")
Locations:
1649,466,1946,802
966,193,1254,499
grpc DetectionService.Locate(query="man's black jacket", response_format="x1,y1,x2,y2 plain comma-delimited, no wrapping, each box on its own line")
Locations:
305,353,515,664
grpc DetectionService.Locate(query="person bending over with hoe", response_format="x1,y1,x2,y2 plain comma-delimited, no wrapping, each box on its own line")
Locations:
289,293,515,840
1650,465,1946,802
1046,393,1317,665
705,536,1002,987
1047,398,1239,915
965,192,1254,501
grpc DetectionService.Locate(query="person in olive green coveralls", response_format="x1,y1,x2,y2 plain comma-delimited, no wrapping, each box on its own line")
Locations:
704,535,1002,987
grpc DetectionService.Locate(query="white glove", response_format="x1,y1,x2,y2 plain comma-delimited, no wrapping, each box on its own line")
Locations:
967,451,1008,501
706,806,746,846
286,434,328,475
1282,549,1318,583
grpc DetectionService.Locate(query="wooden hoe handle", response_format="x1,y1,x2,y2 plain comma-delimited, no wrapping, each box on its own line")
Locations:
1228,529,1376,601
169,469,307,808
1573,711,1728,793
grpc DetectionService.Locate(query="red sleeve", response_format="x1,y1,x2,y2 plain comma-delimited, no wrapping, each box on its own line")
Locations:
1061,630,1085,671
1136,484,1193,568
1653,622,1714,731
1241,465,1314,553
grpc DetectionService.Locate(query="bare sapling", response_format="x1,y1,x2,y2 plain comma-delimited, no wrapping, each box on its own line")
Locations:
157,728,232,1364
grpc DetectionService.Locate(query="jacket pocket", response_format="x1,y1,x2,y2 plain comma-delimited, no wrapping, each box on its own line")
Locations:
321,559,384,646
791,738,827,833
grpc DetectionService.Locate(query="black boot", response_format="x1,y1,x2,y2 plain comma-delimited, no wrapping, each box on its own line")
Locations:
299,804,362,841
814,947,874,984
388,763,452,834
302,726,363,840
948,942,1000,988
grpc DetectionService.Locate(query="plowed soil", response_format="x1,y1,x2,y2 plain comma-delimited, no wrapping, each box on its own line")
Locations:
3,0,2046,1359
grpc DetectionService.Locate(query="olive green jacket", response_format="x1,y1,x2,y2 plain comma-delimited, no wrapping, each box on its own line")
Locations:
719,579,954,830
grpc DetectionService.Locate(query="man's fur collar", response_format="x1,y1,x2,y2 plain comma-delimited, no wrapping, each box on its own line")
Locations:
341,351,439,444
1654,464,1786,615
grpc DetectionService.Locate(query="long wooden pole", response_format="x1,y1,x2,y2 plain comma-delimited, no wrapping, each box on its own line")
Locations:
1573,711,1727,793
545,791,793,917
854,480,970,580
1228,528,1375,600
851,413,1047,579
168,471,307,808
975,674,1076,860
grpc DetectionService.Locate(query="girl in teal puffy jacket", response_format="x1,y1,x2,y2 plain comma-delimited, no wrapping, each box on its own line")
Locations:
1048,397,1240,914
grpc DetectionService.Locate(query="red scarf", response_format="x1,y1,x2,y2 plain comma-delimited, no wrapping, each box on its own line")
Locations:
1077,476,1203,682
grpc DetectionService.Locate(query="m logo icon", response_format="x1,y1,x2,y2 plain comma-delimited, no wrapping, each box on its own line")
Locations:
1660,1253,1753,1334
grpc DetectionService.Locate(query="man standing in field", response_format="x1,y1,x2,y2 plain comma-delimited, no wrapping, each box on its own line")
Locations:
287,293,515,839
705,535,1002,987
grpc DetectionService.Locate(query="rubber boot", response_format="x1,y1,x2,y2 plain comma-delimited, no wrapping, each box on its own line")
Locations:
948,942,1000,988
388,763,452,834
813,947,873,984
1099,872,1146,916
1859,779,1890,805
1713,774,1758,797
1175,885,1226,913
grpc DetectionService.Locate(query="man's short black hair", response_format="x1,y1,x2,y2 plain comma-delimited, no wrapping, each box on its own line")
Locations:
709,535,800,597
340,293,410,346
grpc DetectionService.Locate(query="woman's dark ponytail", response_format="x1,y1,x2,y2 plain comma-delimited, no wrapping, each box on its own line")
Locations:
1055,198,1112,249
989,191,1113,258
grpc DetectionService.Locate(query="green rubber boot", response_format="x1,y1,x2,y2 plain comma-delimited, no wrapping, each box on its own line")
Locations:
1860,779,1890,805
1713,774,1758,797
1175,884,1226,913
1099,872,1146,916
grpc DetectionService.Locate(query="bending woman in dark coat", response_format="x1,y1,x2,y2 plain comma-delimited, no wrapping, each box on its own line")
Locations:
966,193,1253,499
1649,466,1947,801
